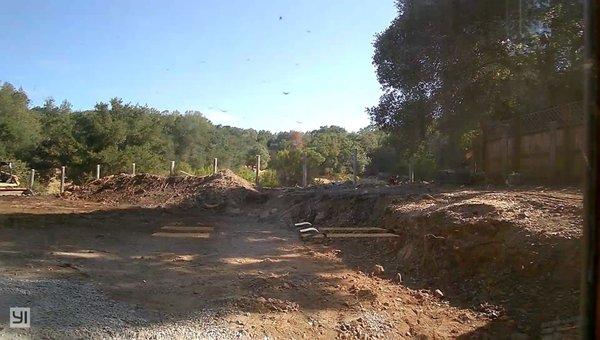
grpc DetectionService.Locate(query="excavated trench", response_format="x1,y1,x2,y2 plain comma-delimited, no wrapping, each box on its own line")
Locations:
282,187,582,336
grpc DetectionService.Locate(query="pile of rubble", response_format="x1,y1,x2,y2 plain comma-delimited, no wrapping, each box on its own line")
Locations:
336,312,394,339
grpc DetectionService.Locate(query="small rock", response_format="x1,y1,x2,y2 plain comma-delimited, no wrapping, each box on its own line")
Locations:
372,264,385,275
434,289,444,298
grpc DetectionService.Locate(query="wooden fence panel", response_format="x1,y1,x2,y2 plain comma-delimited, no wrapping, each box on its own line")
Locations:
481,102,584,183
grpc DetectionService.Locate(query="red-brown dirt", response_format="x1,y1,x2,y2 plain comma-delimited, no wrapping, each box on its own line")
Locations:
65,169,263,208
280,184,582,337
0,196,491,339
2,177,583,338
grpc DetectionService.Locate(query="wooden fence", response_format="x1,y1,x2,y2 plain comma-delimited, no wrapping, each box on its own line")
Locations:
478,102,585,183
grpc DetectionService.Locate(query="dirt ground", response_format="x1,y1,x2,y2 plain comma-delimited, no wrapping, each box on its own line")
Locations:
0,179,583,339
0,196,491,339
278,184,582,336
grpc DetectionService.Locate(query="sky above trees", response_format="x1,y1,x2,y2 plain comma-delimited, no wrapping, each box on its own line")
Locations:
0,0,396,132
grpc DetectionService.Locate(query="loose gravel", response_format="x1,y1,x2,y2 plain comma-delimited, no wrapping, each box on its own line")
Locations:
0,276,241,339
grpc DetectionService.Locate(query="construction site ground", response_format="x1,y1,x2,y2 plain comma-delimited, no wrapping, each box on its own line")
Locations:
0,174,583,339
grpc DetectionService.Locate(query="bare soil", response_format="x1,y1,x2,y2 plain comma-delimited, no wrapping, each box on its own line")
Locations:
0,196,489,339
279,184,582,336
66,170,263,208
0,179,583,338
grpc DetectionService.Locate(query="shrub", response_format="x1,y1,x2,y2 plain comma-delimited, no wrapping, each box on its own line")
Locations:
259,169,280,188
235,166,257,183
413,144,437,180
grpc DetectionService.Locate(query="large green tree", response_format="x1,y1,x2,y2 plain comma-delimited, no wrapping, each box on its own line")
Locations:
30,98,83,177
0,83,41,159
369,0,583,169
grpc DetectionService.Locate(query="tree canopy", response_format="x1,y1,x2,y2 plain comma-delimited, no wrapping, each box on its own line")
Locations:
368,0,583,170
0,82,385,185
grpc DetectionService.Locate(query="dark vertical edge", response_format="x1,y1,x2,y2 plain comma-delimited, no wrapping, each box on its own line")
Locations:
583,0,599,338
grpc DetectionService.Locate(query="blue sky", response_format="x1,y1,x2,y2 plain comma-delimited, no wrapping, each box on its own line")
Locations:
0,0,397,132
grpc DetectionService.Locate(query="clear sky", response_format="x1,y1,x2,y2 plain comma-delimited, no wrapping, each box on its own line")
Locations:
0,0,397,132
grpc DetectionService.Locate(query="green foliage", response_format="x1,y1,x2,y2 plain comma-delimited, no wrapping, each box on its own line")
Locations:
0,83,41,159
245,144,270,168
69,99,174,179
459,129,481,153
269,145,330,186
412,144,437,181
367,134,405,175
369,0,583,170
6,159,31,187
259,169,280,188
169,112,213,168
0,82,389,186
307,126,354,175
178,161,214,176
267,126,385,185
0,89,281,183
235,165,284,189
235,166,256,183
270,148,303,185
30,99,83,178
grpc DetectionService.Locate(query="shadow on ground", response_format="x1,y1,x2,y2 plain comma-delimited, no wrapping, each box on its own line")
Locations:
0,205,375,336
2,190,579,338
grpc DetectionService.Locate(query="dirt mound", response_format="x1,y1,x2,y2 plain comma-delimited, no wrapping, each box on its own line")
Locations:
67,173,204,205
380,190,582,332
194,169,265,209
66,169,263,208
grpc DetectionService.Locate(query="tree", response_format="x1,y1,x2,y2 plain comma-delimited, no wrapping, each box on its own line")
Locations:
0,82,389,184
245,144,270,169
72,99,173,177
0,83,41,160
168,111,213,168
369,0,583,169
30,98,83,178
270,147,325,185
